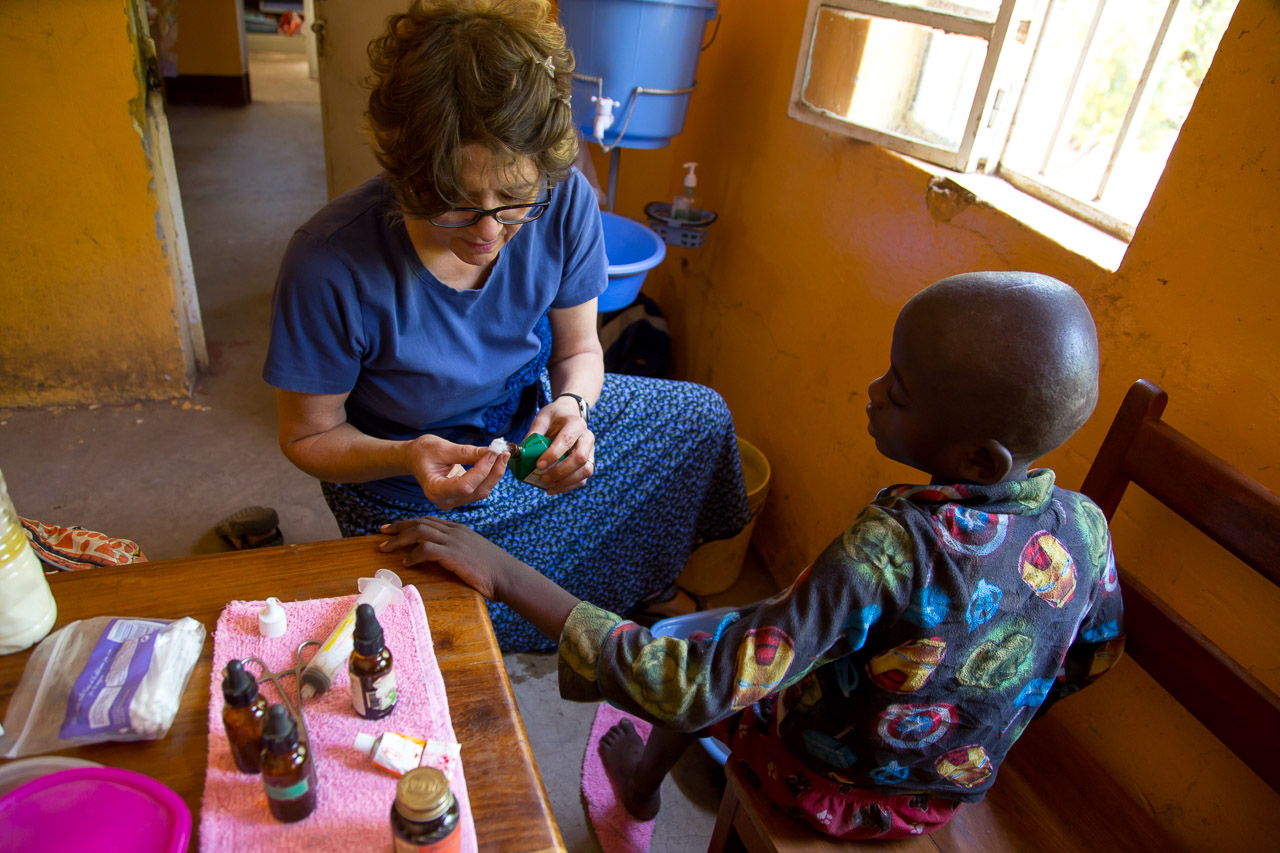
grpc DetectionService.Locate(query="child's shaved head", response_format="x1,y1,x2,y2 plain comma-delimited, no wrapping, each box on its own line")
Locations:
898,271,1099,462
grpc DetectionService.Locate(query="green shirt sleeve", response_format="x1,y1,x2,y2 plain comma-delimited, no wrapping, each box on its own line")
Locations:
557,600,626,702
556,506,921,732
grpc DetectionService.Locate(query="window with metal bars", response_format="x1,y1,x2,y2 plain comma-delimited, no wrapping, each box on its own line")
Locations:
788,0,1238,242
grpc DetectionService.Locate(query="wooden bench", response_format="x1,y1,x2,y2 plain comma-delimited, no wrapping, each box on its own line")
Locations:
708,378,1280,852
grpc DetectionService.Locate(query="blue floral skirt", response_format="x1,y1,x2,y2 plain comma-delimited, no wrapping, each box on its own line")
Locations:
322,374,751,652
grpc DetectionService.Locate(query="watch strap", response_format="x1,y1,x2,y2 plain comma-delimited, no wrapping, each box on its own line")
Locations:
555,392,590,422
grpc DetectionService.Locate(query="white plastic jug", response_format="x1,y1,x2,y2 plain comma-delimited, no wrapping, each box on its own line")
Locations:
0,468,56,655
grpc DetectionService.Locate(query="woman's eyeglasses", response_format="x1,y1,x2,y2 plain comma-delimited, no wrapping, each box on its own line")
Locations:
427,186,554,228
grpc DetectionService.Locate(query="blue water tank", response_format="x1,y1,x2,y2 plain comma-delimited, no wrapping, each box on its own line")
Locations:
559,0,718,149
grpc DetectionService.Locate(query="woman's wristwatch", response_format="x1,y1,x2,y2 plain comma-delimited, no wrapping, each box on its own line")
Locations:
555,392,591,423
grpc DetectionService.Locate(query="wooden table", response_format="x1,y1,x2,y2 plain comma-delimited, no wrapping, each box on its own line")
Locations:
0,537,564,852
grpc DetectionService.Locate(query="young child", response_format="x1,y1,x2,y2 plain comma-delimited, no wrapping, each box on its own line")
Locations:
379,271,1125,840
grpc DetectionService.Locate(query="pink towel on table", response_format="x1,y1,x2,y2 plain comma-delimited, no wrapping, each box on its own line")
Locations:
199,587,477,852
582,704,660,853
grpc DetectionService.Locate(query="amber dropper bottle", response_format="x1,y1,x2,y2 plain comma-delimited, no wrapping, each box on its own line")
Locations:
260,704,317,823
221,659,268,773
350,602,397,719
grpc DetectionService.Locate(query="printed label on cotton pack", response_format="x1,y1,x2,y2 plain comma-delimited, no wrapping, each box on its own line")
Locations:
60,618,168,738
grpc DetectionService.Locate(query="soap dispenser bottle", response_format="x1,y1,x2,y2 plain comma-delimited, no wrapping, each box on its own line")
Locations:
672,162,699,221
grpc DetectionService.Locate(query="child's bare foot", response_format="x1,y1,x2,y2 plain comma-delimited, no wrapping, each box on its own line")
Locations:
599,719,662,821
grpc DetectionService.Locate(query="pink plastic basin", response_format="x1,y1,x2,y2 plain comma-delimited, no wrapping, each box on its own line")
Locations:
0,766,191,852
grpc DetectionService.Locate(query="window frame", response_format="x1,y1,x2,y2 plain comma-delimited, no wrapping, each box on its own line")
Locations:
787,0,1036,173
788,0,1219,244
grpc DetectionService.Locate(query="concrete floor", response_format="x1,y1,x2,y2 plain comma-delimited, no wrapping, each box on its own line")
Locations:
0,54,781,851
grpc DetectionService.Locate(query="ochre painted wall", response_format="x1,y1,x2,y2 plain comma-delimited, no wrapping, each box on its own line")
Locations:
0,0,190,406
175,0,246,77
592,0,1279,846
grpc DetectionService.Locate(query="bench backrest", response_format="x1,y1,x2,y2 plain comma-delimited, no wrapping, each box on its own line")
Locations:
1079,378,1280,792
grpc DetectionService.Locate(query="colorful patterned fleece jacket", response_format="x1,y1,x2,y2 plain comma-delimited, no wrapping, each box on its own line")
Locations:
558,469,1125,802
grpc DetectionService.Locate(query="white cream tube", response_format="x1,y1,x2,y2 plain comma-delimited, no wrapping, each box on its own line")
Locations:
355,730,425,777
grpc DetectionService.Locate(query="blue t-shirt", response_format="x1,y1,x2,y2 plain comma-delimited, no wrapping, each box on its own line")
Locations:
263,167,608,501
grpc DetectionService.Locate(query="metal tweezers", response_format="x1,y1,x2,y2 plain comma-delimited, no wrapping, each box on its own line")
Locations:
243,639,321,746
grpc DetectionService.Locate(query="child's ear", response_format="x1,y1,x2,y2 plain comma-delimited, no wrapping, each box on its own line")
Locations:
958,440,1014,484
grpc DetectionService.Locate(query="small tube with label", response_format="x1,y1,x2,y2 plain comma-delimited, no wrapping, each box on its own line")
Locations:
354,730,425,777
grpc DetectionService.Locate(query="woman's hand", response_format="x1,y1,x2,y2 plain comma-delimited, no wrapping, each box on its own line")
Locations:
379,517,520,600
405,435,509,509
526,395,596,494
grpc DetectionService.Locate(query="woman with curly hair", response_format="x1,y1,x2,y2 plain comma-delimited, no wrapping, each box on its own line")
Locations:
263,0,749,651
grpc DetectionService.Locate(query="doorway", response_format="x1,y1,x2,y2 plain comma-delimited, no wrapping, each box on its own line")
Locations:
244,1,319,104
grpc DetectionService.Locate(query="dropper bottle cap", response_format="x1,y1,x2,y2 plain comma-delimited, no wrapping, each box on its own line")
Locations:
261,704,298,754
221,659,259,707
258,597,287,638
353,603,385,656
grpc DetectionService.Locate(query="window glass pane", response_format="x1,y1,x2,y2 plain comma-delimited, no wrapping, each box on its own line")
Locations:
1002,0,1236,225
1103,0,1236,223
803,8,990,152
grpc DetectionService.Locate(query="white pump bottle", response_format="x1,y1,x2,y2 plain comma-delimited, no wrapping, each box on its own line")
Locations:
0,468,56,656
672,162,699,221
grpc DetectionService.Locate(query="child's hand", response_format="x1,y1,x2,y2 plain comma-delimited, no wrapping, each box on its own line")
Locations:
379,517,515,600
382,518,582,643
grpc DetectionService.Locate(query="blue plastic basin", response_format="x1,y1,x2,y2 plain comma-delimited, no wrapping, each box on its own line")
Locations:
650,606,737,765
599,212,666,311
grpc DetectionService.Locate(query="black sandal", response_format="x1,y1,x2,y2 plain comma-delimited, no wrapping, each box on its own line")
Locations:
215,506,284,550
